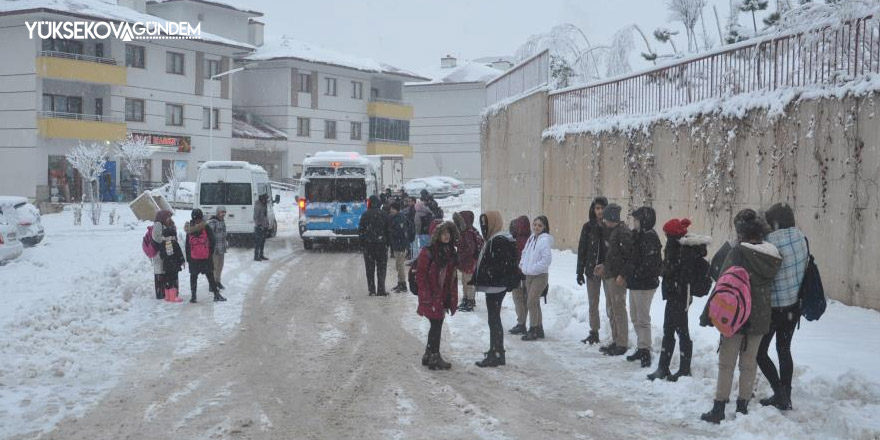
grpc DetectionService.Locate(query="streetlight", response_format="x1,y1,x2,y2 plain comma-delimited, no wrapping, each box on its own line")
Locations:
209,64,253,161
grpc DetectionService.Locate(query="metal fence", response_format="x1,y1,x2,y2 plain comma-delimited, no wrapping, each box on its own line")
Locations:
486,49,550,105
549,15,880,126
37,111,123,123
38,50,118,65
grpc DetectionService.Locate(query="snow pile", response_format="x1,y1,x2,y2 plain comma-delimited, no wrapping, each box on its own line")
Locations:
409,62,504,86
232,115,288,140
481,85,550,121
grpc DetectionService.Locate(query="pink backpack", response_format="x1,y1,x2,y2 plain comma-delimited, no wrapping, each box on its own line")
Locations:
142,225,159,259
708,266,752,337
188,230,210,260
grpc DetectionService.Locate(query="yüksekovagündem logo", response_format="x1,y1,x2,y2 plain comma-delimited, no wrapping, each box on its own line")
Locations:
26,21,201,42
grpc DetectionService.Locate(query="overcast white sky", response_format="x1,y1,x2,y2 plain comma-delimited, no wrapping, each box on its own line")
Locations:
245,0,772,74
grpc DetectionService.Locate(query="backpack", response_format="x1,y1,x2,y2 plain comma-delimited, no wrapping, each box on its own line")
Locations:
409,249,432,296
799,239,826,321
708,266,752,337
188,230,210,260
142,225,159,258
428,201,443,221
689,256,713,298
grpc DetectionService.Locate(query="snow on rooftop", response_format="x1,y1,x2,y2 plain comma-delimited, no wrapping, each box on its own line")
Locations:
409,62,504,86
0,0,254,49
147,0,262,17
246,35,427,81
232,115,287,140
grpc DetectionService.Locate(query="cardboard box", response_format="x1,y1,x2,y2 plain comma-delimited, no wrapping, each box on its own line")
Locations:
129,191,160,222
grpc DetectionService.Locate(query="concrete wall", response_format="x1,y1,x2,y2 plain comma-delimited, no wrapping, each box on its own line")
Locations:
480,90,547,224
483,92,880,311
404,82,485,184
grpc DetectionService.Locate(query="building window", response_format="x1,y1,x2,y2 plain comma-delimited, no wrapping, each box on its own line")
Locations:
298,73,311,92
324,120,336,139
203,107,219,129
125,44,145,68
42,39,83,55
166,104,184,126
95,98,103,116
42,94,83,114
368,117,410,143
350,122,362,140
95,43,104,59
297,117,310,137
325,77,337,96
351,81,363,99
204,59,220,79
125,98,145,122
166,51,185,75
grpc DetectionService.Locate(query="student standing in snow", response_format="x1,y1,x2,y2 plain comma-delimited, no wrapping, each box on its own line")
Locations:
757,203,808,411
253,193,271,261
159,225,185,302
598,203,633,356
576,196,608,345
415,221,459,370
700,209,781,424
519,216,553,341
358,195,391,296
185,209,225,303
388,202,410,293
624,207,662,367
151,210,174,300
413,199,433,254
507,215,531,335
207,206,228,290
648,218,711,381
454,211,484,312
471,211,520,367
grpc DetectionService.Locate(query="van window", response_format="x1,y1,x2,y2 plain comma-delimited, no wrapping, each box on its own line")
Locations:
336,180,366,202
305,180,334,202
199,182,253,205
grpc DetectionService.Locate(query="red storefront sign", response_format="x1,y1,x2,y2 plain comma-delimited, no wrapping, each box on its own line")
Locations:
130,132,192,153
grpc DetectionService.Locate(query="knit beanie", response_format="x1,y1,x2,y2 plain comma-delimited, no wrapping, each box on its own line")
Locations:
663,218,691,237
604,203,622,222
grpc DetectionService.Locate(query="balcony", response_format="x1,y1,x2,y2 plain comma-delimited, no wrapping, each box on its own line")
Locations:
36,51,127,85
367,97,413,120
367,140,412,158
37,111,127,141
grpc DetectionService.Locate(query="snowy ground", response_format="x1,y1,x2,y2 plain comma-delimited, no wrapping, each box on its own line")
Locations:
0,188,878,439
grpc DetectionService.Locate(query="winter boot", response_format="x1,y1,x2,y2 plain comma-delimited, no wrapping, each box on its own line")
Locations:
735,399,749,415
458,298,474,312
475,350,506,368
581,331,600,345
217,282,226,290
421,349,431,367
626,348,648,362
521,327,540,341
165,287,183,303
760,385,781,407
508,324,527,335
190,292,197,303
429,354,451,371
213,292,227,302
668,351,692,382
599,342,617,354
605,345,628,356
776,386,793,411
536,326,545,339
700,400,727,424
647,366,671,381
640,350,652,368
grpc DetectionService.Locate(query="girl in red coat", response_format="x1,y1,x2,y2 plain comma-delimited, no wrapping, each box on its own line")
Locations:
416,220,460,370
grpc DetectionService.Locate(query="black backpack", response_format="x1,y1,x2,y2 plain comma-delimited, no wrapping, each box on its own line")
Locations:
689,256,713,297
428,200,444,220
799,238,826,321
409,249,432,295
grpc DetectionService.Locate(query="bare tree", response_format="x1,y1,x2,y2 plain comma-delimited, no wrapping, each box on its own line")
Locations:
515,23,607,85
667,0,709,52
115,134,151,197
66,142,108,226
606,27,636,77
165,162,186,205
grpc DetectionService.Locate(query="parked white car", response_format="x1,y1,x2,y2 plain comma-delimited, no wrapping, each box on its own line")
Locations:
0,196,45,247
429,176,466,196
403,178,453,199
151,182,196,209
0,220,23,264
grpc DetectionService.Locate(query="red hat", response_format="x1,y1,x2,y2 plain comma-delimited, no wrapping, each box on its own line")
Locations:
663,218,691,237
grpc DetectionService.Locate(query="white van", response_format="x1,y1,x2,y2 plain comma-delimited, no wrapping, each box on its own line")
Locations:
196,161,279,237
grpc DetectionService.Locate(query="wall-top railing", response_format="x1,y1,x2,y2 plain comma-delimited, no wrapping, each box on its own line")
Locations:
38,50,118,65
486,49,550,105
549,15,880,126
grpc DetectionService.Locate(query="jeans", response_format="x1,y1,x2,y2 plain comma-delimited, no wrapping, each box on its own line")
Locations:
393,250,408,284
757,304,800,391
254,226,267,259
486,292,507,352
363,242,388,293
660,295,693,369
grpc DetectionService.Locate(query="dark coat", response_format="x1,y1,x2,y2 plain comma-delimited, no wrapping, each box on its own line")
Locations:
470,234,521,292
184,220,215,274
388,212,410,252
603,222,634,280
576,200,608,279
661,234,711,301
626,207,662,290
700,243,782,335
454,211,483,274
416,224,459,320
160,239,185,276
358,206,390,245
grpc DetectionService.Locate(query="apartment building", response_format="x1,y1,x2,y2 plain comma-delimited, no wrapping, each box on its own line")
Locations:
403,56,504,185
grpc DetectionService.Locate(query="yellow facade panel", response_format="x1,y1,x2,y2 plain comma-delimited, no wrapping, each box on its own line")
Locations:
367,141,413,158
367,101,414,120
36,56,127,85
38,118,127,141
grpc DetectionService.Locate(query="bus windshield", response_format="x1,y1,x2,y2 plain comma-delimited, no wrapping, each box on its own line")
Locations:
304,179,366,203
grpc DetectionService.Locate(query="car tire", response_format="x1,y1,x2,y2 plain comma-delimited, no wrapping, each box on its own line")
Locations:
303,239,314,250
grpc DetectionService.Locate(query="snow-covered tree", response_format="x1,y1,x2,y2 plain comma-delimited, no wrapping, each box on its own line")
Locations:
667,0,709,52
115,134,151,196
165,162,186,205
606,27,636,77
725,1,749,44
741,0,770,32
654,27,681,55
515,23,606,86
66,142,108,226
